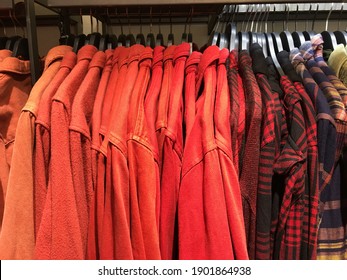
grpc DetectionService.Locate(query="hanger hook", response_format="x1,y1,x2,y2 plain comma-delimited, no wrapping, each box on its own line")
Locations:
13,3,25,37
325,3,334,31
138,7,142,34
312,4,319,31
285,3,290,31
265,4,270,32
259,4,266,33
338,2,344,30
272,5,276,33
9,9,17,36
158,8,162,35
242,5,250,31
169,6,172,35
245,4,253,31
0,18,6,37
115,8,123,35
231,4,238,24
89,8,94,33
149,7,153,34
189,6,193,34
126,7,131,35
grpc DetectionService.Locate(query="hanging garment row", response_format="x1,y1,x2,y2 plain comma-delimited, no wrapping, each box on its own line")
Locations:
1,29,347,260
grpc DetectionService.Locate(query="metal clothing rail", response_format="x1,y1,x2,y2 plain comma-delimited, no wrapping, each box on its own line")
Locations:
15,0,347,84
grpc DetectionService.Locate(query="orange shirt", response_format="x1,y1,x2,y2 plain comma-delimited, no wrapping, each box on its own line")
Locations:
35,45,97,259
0,46,72,260
0,56,31,234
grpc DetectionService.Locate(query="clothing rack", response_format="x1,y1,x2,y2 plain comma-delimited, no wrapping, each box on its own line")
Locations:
2,0,347,84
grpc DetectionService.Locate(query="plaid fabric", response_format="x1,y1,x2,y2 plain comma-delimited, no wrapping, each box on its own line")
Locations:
227,51,240,174
312,35,347,109
271,77,307,260
290,49,347,259
300,42,347,123
290,49,337,194
310,36,347,260
238,51,262,259
254,72,277,260
293,81,319,260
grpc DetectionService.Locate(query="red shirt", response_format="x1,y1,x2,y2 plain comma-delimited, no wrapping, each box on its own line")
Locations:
178,46,248,260
34,51,76,239
184,51,201,140
159,43,190,259
127,47,161,259
35,45,97,259
88,49,113,260
69,51,106,258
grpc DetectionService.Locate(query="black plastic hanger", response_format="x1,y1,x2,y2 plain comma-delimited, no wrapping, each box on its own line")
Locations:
88,32,102,47
321,3,338,50
156,10,164,47
73,34,86,53
6,36,21,51
225,5,238,51
265,32,284,77
124,8,136,47
321,31,338,50
216,7,229,49
12,37,29,60
334,3,347,46
0,18,7,49
107,34,118,49
279,4,295,52
136,8,146,46
0,37,7,49
146,7,155,48
226,23,238,51
126,34,136,47
146,33,155,48
292,5,305,48
59,34,75,47
334,31,347,46
292,32,306,48
99,34,109,51
280,31,295,52
167,6,174,46
187,7,194,45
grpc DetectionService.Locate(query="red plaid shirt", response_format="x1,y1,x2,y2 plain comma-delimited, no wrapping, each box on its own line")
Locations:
273,76,308,260
254,72,277,260
293,81,319,260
